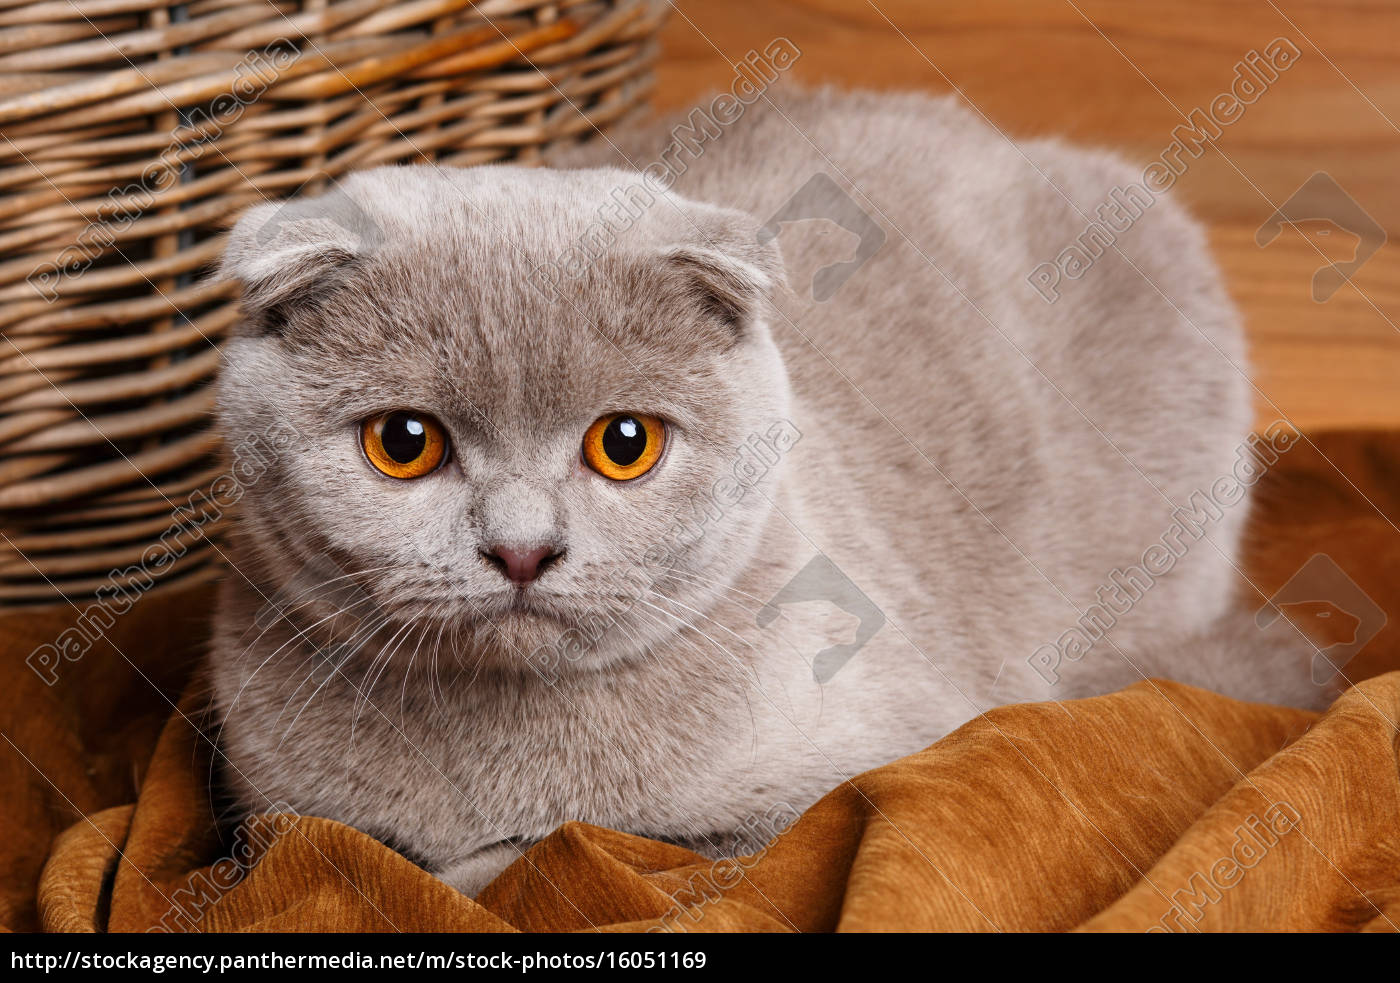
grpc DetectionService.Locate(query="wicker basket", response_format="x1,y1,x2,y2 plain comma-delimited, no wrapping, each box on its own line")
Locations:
0,0,665,607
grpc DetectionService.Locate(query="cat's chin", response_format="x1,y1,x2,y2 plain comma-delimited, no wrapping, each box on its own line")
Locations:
390,585,561,623
381,594,607,670
449,608,646,678
391,590,664,679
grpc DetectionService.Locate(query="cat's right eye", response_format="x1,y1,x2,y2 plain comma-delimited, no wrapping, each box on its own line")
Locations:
582,413,666,481
361,410,448,479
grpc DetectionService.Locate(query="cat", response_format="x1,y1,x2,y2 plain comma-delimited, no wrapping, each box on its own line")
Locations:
210,88,1329,896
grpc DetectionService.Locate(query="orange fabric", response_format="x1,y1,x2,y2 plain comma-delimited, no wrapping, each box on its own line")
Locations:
3,431,1399,933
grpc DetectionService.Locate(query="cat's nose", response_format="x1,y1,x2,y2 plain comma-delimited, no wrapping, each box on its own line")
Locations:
484,544,562,586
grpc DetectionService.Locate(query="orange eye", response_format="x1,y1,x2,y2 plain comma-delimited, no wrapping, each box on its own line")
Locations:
361,410,447,479
582,413,665,481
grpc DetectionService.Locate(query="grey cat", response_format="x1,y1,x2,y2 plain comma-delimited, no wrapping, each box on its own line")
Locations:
211,89,1328,896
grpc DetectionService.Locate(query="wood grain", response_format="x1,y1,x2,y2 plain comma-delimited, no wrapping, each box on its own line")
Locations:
651,0,1400,432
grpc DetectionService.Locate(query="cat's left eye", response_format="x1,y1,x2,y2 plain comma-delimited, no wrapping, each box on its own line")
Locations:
583,413,666,481
361,410,448,479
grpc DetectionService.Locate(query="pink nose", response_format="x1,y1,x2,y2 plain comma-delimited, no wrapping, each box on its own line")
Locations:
486,545,560,586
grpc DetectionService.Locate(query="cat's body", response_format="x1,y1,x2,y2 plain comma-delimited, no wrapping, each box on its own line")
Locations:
211,90,1325,895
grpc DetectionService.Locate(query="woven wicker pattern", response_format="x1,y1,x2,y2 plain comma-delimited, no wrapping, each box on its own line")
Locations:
0,0,665,606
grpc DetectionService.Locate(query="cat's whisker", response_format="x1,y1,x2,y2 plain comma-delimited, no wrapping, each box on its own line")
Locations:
450,639,492,705
347,620,411,735
653,567,774,610
625,605,761,762
265,601,391,713
233,563,398,646
399,621,435,725
575,622,759,863
275,617,394,751
635,593,765,690
238,587,382,673
628,599,750,695
654,568,817,654
644,588,761,657
270,612,394,740
230,583,388,694
428,618,456,711
655,571,818,686
649,570,813,711
447,622,486,697
215,595,386,760
351,619,420,744
425,619,448,713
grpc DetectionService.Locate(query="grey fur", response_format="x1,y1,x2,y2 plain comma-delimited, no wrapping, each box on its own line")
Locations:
211,89,1328,896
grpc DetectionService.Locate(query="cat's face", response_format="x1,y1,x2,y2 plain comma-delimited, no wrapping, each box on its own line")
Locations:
217,165,793,676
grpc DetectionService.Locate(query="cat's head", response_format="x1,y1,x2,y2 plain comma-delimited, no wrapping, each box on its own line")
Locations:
217,165,794,677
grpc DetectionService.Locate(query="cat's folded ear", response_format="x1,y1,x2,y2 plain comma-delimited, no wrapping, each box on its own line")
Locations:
219,191,378,337
654,202,785,343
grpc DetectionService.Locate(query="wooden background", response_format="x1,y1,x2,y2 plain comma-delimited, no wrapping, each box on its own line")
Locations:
649,0,1400,433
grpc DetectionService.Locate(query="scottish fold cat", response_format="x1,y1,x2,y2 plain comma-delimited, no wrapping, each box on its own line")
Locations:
210,89,1325,895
